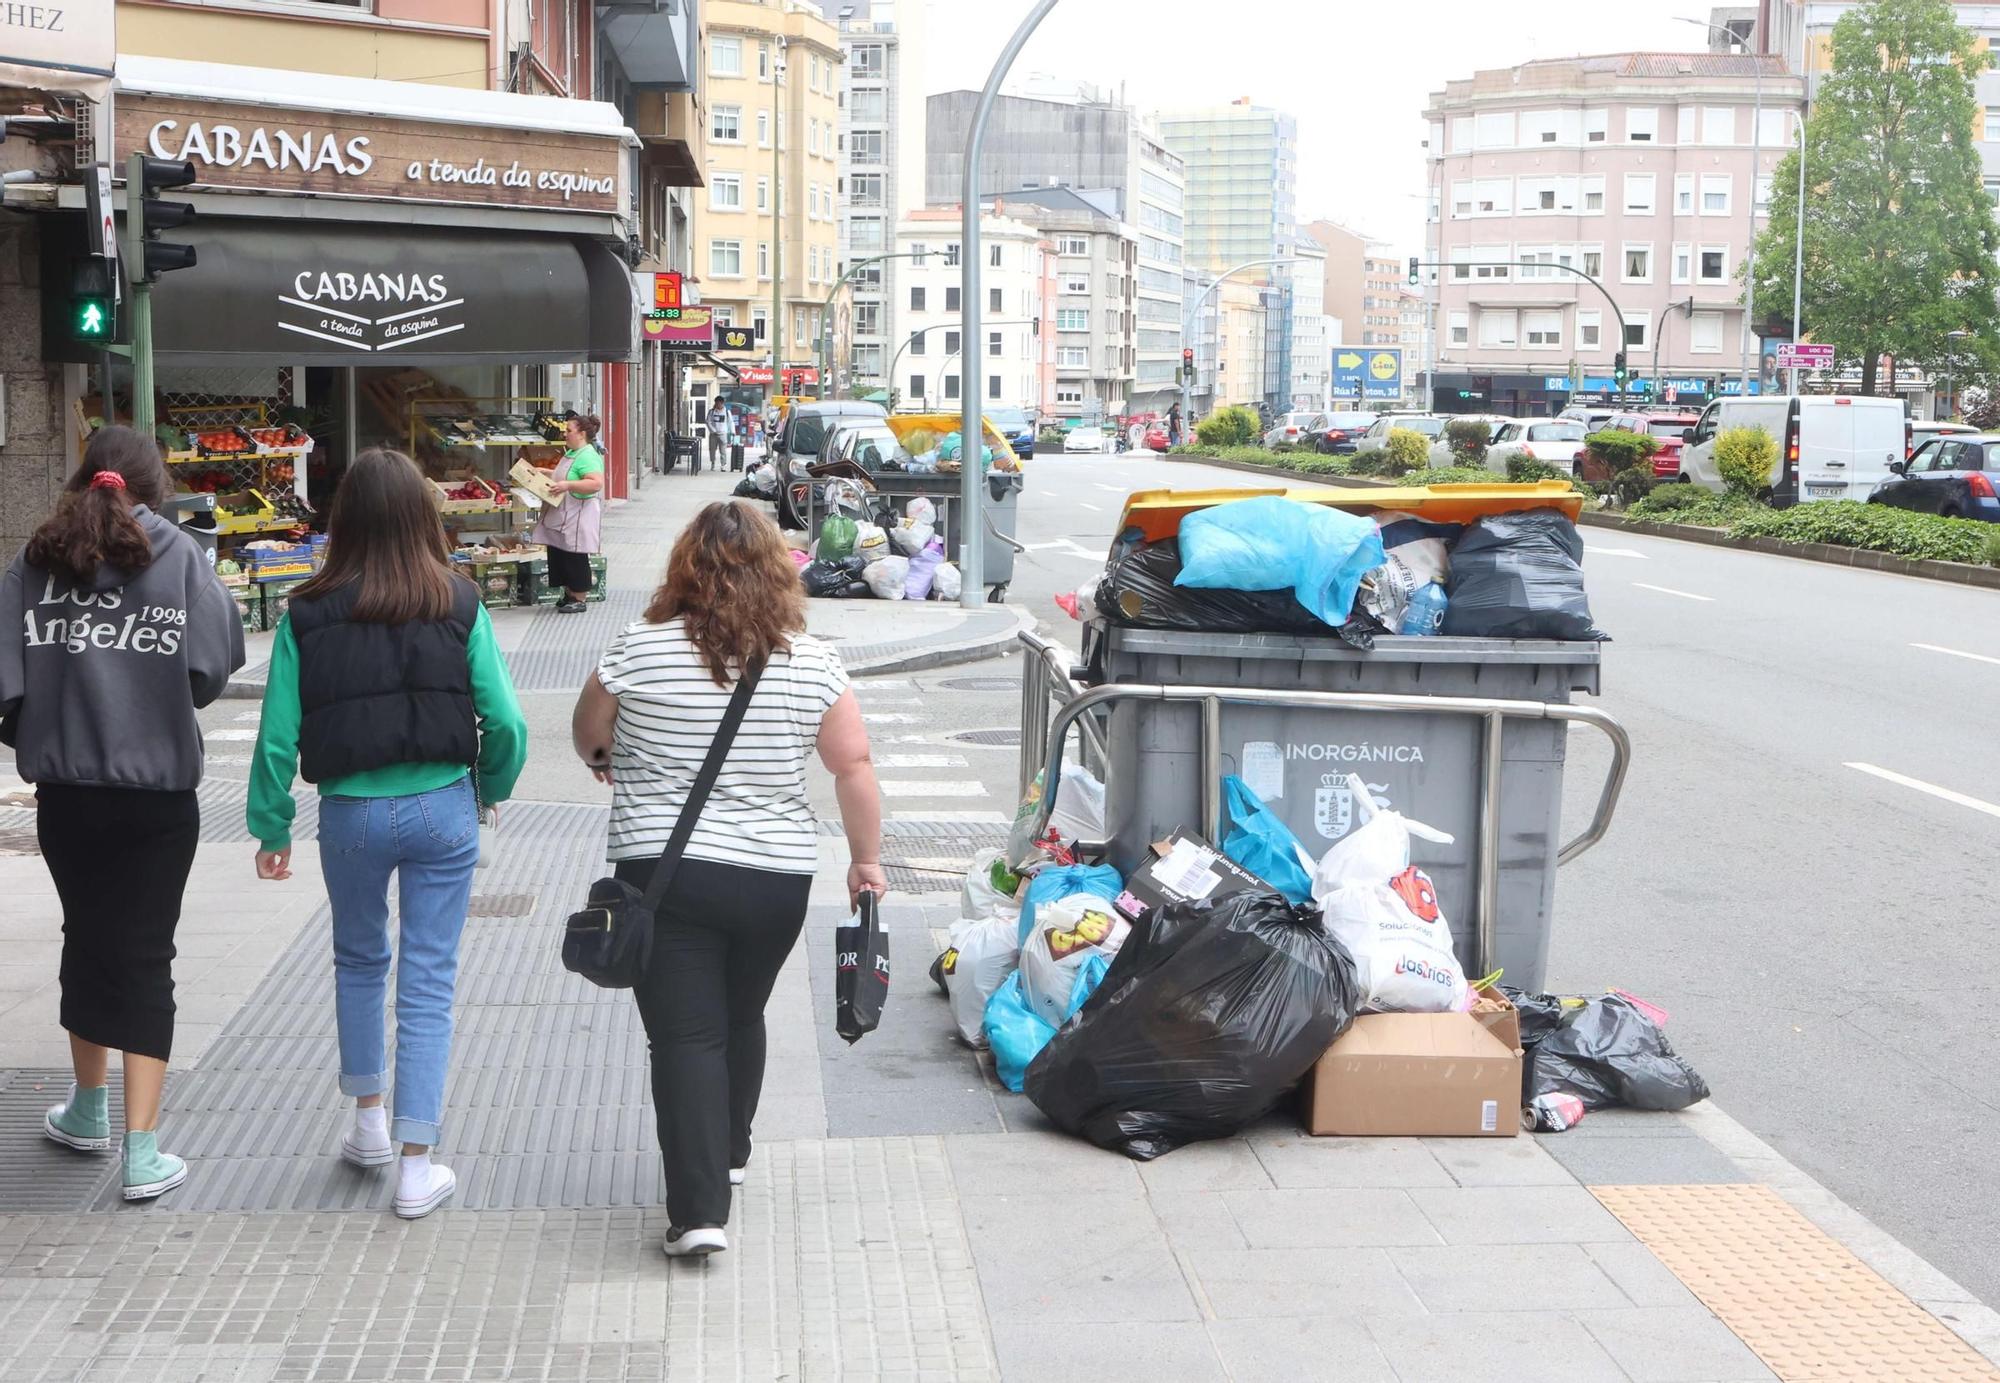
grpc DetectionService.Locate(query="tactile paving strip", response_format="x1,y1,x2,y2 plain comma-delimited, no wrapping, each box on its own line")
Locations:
0,779,318,847
502,588,646,692
1593,1184,2000,1382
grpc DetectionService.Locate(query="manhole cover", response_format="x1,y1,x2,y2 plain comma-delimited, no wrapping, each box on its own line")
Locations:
937,676,1019,692
951,727,1021,746
467,893,537,918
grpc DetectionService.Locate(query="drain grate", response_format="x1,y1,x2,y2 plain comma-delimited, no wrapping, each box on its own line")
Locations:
950,727,1021,746
937,676,1019,692
468,892,538,918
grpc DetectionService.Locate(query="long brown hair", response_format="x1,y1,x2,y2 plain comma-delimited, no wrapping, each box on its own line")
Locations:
25,426,170,582
292,448,466,623
646,500,804,684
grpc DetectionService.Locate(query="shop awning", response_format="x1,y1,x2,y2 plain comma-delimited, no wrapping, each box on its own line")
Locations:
151,221,636,366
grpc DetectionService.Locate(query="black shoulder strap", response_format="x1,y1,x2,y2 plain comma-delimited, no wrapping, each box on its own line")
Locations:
640,660,763,912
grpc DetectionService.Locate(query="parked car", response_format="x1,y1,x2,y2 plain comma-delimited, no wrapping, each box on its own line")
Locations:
775,400,888,479
1311,410,1377,454
1358,413,1448,465
1143,423,1169,451
1908,420,1979,459
1580,411,1700,481
1559,405,1620,432
1421,414,1510,467
1264,411,1329,448
1680,394,1906,503
987,406,1038,460
818,420,907,473
1063,425,1107,454
1487,418,1590,474
1870,434,2000,521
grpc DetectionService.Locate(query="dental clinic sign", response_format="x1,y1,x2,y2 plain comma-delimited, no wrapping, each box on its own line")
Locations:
114,94,622,215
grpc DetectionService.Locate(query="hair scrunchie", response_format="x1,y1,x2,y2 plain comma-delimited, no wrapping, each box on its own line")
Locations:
89,471,127,492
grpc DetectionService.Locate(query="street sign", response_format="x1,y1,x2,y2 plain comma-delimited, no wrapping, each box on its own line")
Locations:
1775,342,1833,370
1333,347,1402,401
1663,386,1677,405
1365,348,1402,401
648,271,684,320
85,165,116,271
1332,348,1365,399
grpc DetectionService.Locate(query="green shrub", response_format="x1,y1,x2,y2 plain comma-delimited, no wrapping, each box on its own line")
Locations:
1729,501,1995,564
1507,455,1572,484
1444,419,1491,466
1421,466,1503,486
1194,405,1260,448
1349,446,1389,475
1986,528,2000,567
1608,464,1658,508
1382,428,1431,476
1271,440,1299,454
1714,426,1779,499
1037,427,1066,448
1582,428,1658,474
1625,486,1758,527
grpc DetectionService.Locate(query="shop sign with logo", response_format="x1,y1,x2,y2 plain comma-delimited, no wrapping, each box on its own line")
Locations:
717,326,755,352
114,94,623,215
647,272,683,321
0,0,112,101
641,304,716,349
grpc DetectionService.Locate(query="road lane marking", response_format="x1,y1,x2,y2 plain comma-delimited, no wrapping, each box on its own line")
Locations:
205,729,260,742
892,809,1008,823
1585,545,1649,558
233,711,262,722
880,780,991,798
1076,502,1102,512
1911,642,2000,668
863,713,916,724
1632,582,1714,602
1094,484,1125,492
1844,763,2000,821
875,753,970,769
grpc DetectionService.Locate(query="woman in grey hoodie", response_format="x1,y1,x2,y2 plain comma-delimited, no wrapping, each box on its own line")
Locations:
0,426,245,1200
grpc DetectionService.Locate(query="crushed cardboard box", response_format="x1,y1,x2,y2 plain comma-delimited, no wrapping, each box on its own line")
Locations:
1302,986,1523,1138
1113,833,1267,929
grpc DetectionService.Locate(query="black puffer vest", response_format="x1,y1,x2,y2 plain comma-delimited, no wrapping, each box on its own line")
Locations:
290,577,479,784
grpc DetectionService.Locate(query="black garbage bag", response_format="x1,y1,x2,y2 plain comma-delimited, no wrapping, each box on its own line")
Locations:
800,556,865,598
732,476,762,498
1440,509,1605,641
1520,993,1708,1112
1502,986,1572,1048
1095,538,1376,649
1024,886,1361,1161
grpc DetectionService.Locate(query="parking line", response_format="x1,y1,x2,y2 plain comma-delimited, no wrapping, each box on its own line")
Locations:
1632,582,1714,603
1845,763,2000,821
1911,642,2000,668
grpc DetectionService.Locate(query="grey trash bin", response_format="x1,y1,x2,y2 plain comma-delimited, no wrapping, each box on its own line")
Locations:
1083,624,1604,992
160,493,220,569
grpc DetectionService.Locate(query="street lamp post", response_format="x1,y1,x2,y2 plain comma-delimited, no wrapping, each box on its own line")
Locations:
1182,256,1292,424
960,0,1062,608
816,251,932,400
887,320,1036,401
773,39,787,402
1788,119,1808,394
1679,16,1764,396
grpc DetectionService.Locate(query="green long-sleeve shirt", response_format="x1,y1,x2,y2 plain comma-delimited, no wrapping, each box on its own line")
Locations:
247,605,528,851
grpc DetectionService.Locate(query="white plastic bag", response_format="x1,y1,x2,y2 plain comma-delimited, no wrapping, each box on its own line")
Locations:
863,555,910,600
960,848,1022,925
855,522,889,564
1006,765,1108,869
1360,516,1453,633
941,913,1019,1047
906,496,938,527
932,561,963,601
1311,774,1468,1013
1018,892,1128,1028
889,521,936,557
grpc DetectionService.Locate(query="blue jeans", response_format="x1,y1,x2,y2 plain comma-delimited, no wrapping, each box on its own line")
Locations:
318,777,478,1147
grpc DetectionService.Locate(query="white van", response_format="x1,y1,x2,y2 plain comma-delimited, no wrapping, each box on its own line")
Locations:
1680,395,1908,504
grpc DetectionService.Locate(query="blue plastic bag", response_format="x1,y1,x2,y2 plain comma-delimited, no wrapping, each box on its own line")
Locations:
1176,496,1387,626
1018,862,1123,945
1221,775,1315,905
983,958,1112,1092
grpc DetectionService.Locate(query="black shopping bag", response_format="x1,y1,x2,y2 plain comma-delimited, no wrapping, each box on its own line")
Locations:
835,891,889,1044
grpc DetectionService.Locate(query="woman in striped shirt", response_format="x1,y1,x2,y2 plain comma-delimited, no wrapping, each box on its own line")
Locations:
571,500,883,1258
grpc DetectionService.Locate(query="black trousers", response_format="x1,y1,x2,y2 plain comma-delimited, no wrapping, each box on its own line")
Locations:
546,544,592,596
39,783,201,1061
616,856,811,1227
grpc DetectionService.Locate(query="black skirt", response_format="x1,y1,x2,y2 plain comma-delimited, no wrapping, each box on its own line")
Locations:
547,545,593,595
38,783,200,1061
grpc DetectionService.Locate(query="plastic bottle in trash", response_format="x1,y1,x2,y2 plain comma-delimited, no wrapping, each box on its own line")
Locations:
1400,583,1449,636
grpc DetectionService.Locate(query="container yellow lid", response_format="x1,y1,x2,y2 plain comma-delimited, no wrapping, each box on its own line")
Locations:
1115,480,1585,544
885,413,1022,469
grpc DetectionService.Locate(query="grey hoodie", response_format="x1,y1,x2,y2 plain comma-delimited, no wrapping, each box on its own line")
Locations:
0,506,246,791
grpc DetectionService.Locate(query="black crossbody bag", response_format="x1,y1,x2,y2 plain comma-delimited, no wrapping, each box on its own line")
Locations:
562,663,762,989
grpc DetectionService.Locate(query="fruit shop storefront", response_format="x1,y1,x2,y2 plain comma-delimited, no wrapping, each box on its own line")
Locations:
85,59,642,594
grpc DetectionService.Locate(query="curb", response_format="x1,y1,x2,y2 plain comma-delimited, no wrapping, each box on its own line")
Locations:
840,603,1035,678
1165,455,2000,590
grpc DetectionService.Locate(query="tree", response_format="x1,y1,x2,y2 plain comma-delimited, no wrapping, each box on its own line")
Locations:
1749,0,2000,395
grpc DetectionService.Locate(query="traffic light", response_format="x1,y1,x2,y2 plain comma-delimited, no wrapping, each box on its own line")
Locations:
129,156,198,285
1408,255,1421,286
1182,347,1195,381
67,256,116,343
1613,351,1629,388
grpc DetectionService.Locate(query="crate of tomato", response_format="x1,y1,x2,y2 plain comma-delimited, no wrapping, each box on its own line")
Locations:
431,472,508,514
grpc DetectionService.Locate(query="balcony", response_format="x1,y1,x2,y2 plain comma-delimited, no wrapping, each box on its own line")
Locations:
596,0,695,91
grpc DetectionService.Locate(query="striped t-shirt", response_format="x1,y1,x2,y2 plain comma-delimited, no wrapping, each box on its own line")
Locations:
596,618,849,874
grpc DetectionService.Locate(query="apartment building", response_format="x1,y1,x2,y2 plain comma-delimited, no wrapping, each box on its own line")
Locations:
1290,239,1331,410
926,90,1186,411
1423,52,1804,416
980,188,1135,423
698,0,843,398
821,0,926,392
893,207,1052,415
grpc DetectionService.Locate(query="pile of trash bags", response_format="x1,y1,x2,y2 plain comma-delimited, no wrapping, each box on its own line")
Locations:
1508,988,1709,1131
795,496,964,602
731,462,781,500
1063,497,1604,643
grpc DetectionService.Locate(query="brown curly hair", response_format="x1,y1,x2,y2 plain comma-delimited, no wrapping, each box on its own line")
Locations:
646,500,805,684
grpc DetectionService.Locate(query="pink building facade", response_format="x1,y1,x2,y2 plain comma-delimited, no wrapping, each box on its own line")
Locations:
1422,53,1805,416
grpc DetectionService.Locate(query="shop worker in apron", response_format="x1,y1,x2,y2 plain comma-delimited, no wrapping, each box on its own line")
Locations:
248,448,527,1219
0,426,245,1201
534,415,606,613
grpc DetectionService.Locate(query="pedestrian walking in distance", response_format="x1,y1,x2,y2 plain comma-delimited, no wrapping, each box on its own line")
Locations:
571,499,884,1258
533,414,606,613
705,400,730,471
248,448,527,1219
0,426,245,1201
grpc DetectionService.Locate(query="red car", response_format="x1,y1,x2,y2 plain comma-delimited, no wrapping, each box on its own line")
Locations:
1605,410,1700,479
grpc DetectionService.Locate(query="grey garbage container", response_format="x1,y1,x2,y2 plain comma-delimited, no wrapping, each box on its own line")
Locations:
1083,624,1604,992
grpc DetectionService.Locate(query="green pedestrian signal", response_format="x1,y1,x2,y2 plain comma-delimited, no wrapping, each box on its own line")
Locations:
74,298,112,339
68,256,117,343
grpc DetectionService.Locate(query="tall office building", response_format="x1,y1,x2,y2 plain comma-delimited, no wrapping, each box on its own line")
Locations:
927,90,1187,412
1155,101,1299,415
821,0,926,392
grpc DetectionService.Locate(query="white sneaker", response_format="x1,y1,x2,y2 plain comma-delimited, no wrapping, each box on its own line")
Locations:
663,1224,727,1258
341,1119,395,1169
393,1160,457,1219
729,1165,747,1186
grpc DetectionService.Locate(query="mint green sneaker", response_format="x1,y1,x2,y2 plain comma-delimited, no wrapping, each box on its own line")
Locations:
43,1084,110,1152
121,1131,187,1201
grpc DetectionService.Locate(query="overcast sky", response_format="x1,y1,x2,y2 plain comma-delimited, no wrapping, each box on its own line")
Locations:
921,0,1711,250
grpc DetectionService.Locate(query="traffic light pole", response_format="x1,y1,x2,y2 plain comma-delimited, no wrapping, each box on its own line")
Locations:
121,153,157,436
1180,255,1292,433
1415,259,1630,397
